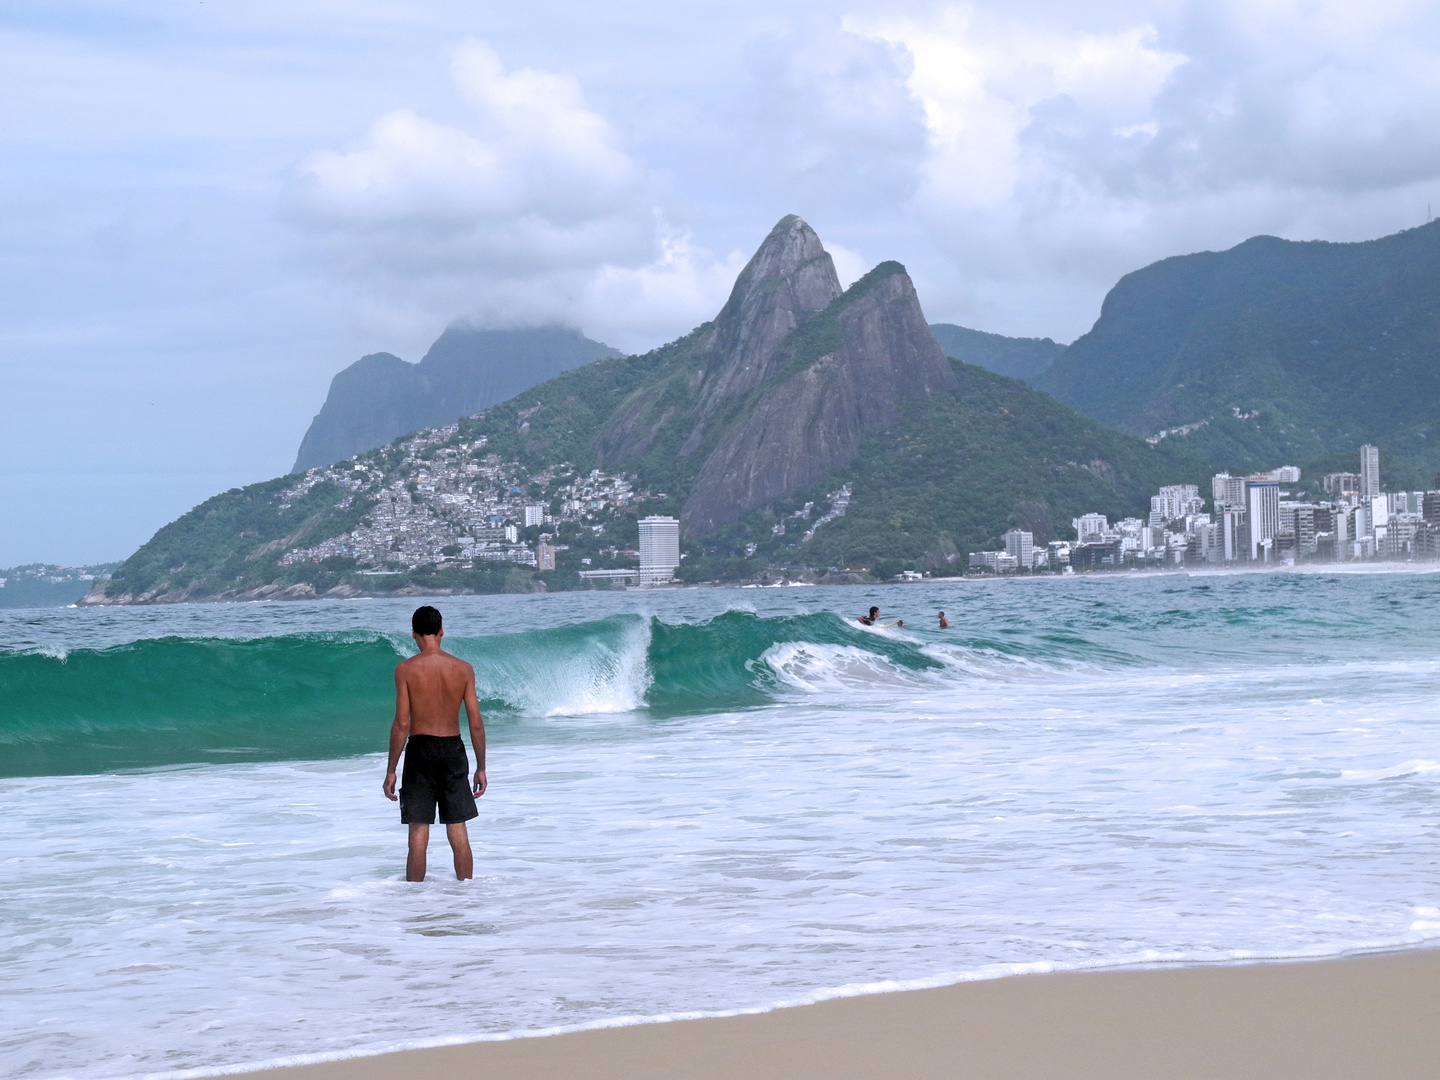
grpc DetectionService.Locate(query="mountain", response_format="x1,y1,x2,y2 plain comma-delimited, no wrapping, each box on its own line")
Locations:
929,324,1066,382
590,216,959,536
1035,221,1440,488
87,216,1203,603
292,326,619,472
791,360,1208,576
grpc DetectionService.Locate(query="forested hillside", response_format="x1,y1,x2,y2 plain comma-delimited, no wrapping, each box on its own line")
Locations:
929,324,1065,383
1037,221,1440,487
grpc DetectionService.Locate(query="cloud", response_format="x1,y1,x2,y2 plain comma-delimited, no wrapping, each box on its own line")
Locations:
843,1,1440,338
287,39,735,348
851,7,1187,215
292,40,652,273
728,20,928,214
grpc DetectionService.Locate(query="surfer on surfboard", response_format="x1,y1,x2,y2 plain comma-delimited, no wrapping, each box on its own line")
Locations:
857,607,903,627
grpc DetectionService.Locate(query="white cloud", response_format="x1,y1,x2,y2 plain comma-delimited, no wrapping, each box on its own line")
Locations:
292,40,653,273
842,1,1440,339
287,39,738,348
850,7,1187,214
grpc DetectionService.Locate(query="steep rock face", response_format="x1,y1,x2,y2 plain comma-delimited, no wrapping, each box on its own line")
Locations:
294,326,618,472
592,216,840,465
696,214,842,409
681,263,958,536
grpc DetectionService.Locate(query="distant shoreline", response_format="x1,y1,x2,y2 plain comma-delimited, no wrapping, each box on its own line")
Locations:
62,559,1440,609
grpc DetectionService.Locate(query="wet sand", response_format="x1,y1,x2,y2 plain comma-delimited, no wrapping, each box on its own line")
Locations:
236,948,1440,1080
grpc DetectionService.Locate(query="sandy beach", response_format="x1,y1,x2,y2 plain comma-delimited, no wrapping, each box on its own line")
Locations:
237,949,1440,1080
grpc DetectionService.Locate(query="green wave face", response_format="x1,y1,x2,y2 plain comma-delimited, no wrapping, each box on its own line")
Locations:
0,633,407,778
0,613,940,778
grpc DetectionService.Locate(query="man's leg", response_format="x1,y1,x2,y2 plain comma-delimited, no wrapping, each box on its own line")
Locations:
446,822,473,880
407,824,429,882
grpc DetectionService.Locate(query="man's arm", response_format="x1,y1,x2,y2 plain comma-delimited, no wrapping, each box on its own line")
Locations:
464,665,486,798
383,667,411,801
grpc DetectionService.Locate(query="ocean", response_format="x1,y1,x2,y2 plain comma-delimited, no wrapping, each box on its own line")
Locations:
4,571,1440,1079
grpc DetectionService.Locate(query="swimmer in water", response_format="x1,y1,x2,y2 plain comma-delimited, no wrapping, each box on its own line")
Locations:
937,611,949,629
857,606,880,626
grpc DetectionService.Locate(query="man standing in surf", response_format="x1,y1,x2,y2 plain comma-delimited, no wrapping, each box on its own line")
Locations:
383,605,487,882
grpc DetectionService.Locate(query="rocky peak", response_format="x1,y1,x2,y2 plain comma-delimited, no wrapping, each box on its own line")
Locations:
681,261,957,537
698,215,842,407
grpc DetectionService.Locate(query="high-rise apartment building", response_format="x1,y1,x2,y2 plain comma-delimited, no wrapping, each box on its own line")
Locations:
1247,480,1280,560
1193,521,1220,563
1288,505,1334,556
1072,513,1109,544
1218,507,1247,562
523,504,546,528
1212,473,1247,508
536,542,556,571
637,516,681,585
1151,484,1204,523
1360,444,1380,500
1003,529,1034,569
1324,472,1362,497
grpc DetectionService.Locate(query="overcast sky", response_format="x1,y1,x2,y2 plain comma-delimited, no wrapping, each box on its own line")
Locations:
4,0,1440,565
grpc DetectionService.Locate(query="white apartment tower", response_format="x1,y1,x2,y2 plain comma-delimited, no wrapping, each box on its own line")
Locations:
637,516,681,585
1003,529,1034,569
1360,444,1380,500
1247,480,1281,561
523,504,546,528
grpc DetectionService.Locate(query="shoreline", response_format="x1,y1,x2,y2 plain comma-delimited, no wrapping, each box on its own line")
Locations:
215,948,1440,1080
58,558,1440,610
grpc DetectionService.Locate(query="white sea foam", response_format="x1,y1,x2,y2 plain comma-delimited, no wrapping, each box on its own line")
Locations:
463,616,653,716
761,641,922,693
1339,759,1440,782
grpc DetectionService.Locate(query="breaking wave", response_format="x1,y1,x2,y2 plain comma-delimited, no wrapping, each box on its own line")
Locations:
0,612,956,777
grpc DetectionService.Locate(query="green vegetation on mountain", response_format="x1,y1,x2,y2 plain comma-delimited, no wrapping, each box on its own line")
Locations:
929,323,1066,383
686,361,1210,575
1037,221,1440,487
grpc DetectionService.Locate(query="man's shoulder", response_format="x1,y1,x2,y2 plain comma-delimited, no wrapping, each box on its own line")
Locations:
441,650,475,675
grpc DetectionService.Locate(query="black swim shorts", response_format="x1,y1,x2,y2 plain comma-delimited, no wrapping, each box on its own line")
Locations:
399,734,479,825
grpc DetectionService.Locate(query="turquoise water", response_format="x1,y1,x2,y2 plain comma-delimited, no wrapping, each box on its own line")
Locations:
3,571,1440,1077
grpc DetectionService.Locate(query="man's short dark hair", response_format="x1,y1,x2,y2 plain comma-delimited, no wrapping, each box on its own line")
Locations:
869,606,879,616
412,605,442,637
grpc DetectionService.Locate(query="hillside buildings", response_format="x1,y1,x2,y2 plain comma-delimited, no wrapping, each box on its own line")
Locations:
970,444,1440,574
276,424,652,577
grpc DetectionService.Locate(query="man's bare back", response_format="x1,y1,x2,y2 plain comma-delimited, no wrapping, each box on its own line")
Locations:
383,606,486,881
394,648,479,738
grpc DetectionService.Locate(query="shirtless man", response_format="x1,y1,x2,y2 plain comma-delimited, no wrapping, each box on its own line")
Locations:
383,605,487,882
